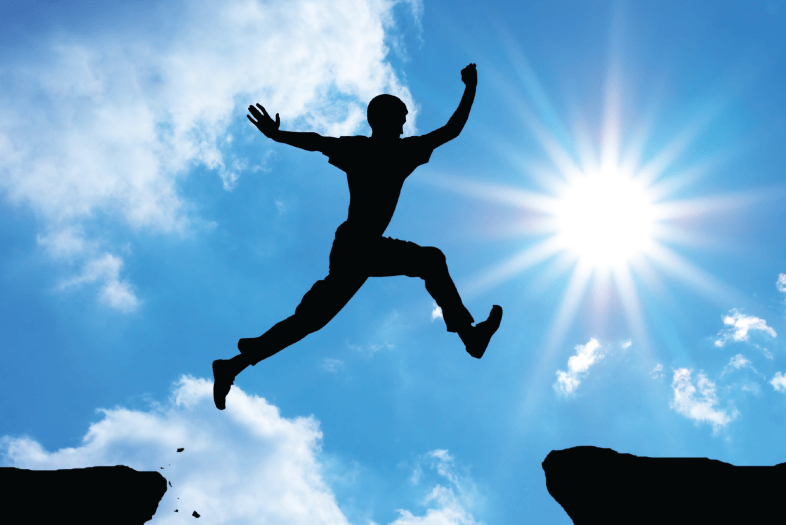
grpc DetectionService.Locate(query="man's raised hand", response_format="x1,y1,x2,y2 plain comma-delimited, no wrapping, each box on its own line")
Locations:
247,104,280,138
461,63,477,87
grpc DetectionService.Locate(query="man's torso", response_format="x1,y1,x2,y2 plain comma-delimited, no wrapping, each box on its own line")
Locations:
324,135,434,237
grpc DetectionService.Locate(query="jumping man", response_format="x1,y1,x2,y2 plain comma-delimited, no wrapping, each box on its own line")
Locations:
213,63,502,410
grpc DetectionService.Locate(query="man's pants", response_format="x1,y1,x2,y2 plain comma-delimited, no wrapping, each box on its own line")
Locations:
242,226,474,366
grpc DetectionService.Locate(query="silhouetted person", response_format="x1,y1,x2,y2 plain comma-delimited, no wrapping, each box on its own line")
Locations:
213,63,502,410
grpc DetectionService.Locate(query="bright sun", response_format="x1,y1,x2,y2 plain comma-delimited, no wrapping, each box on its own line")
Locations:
555,170,655,268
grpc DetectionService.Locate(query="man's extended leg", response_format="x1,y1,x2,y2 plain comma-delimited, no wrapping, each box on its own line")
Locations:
213,272,366,409
364,237,502,358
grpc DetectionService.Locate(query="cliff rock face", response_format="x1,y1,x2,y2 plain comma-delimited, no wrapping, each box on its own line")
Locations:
0,465,167,524
543,446,786,524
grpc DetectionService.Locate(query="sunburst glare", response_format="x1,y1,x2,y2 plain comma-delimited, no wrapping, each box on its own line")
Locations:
554,168,655,268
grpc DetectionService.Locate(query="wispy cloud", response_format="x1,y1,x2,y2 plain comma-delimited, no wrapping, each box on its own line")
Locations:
771,372,786,393
410,464,423,485
555,338,604,395
400,450,483,525
651,363,665,381
37,226,93,260
348,342,395,357
740,383,762,395
348,310,401,357
720,354,766,393
714,309,776,347
1,0,419,306
669,368,737,433
56,253,139,312
321,358,345,373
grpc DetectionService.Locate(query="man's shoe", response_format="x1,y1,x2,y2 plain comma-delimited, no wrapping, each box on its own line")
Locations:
465,305,502,359
212,359,235,410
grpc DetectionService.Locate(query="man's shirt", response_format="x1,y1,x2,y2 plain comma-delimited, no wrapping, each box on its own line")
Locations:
323,135,435,238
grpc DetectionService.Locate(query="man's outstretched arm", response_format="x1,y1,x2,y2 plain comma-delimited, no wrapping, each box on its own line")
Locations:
422,63,477,149
247,104,335,153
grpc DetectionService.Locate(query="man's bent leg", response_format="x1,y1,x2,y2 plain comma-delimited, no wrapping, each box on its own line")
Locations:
414,249,502,357
365,239,474,332
239,273,367,366
419,247,475,332
363,237,501,359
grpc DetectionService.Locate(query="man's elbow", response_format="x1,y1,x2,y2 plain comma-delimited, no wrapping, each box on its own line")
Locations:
443,127,461,142
440,121,462,136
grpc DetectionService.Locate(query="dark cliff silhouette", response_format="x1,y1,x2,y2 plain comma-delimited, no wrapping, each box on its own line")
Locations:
543,446,786,524
213,63,502,410
0,465,167,524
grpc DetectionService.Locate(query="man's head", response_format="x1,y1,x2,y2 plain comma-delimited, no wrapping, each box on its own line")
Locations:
367,94,407,137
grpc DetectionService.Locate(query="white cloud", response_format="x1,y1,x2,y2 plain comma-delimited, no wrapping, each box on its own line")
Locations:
99,277,140,312
0,376,349,525
714,310,776,347
669,368,737,433
555,338,604,395
771,372,786,393
56,253,139,312
651,363,665,381
431,303,443,322
621,340,632,349
777,274,786,293
727,354,751,370
1,0,420,305
0,375,480,525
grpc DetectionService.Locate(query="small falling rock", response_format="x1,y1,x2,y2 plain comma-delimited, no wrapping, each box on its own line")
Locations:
169,481,172,487
177,448,184,452
192,510,200,518
175,510,178,513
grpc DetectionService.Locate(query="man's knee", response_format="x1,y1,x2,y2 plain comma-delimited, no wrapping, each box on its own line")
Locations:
421,247,447,276
293,308,332,334
294,296,334,334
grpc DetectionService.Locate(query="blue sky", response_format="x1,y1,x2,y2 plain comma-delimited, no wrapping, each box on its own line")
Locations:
1,0,786,523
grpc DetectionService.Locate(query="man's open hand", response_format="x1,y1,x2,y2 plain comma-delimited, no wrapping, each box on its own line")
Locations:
247,104,280,138
461,63,477,87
